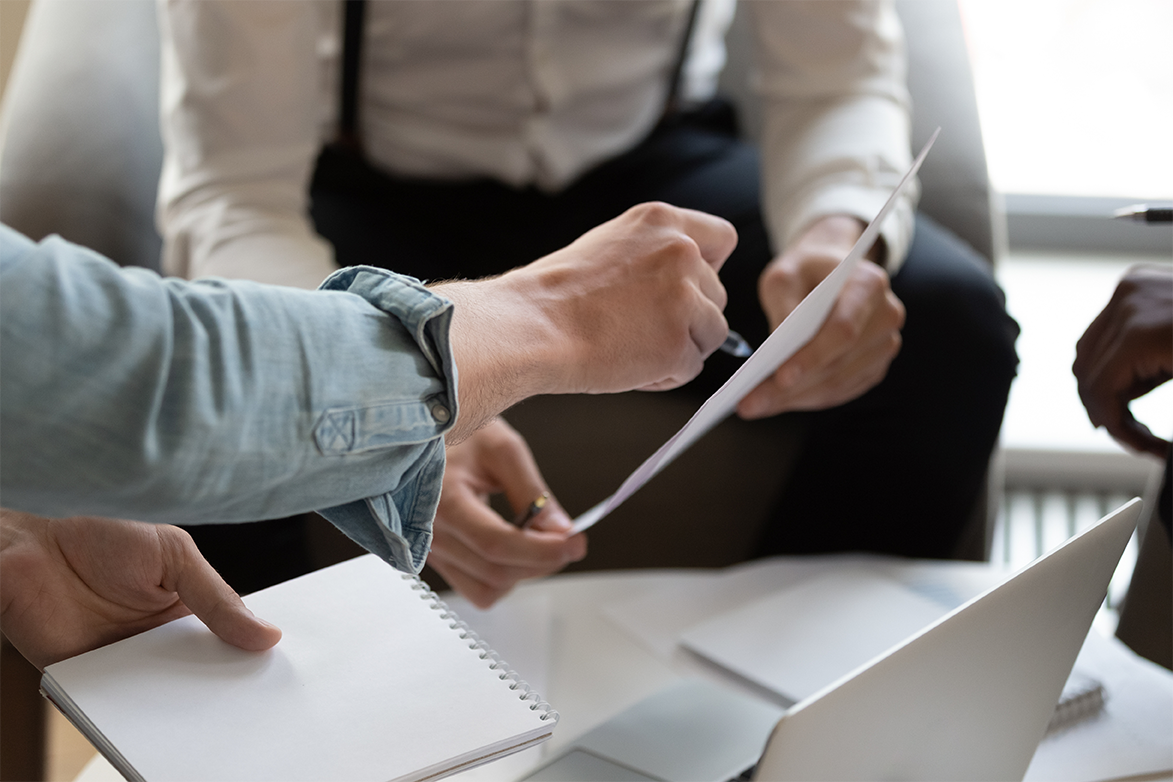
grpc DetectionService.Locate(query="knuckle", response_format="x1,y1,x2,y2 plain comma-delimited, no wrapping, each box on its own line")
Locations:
887,331,903,358
859,261,891,287
659,233,700,265
636,201,676,223
888,294,907,327
827,313,863,344
168,525,197,549
626,201,677,229
713,279,729,311
720,218,738,246
760,261,800,290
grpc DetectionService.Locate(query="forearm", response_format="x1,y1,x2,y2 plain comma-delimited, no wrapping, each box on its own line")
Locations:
751,0,915,271
1,229,454,543
1,201,735,574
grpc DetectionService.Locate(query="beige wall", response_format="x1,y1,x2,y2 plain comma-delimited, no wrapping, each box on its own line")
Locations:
1,0,32,102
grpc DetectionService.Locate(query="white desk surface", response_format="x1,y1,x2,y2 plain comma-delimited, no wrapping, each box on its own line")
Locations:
74,555,1172,782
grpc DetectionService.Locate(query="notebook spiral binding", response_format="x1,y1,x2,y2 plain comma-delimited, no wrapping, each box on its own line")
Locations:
1045,676,1105,735
403,574,560,724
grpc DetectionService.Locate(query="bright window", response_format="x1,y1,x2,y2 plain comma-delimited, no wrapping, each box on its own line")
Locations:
959,0,1173,200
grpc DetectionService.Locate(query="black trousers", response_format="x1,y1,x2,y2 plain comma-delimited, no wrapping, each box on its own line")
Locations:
311,119,1020,560
189,116,1020,592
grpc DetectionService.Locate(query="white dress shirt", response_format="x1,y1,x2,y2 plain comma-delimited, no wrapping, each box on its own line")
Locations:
157,0,914,290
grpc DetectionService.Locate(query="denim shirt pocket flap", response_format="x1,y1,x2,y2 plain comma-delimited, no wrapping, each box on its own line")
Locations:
314,398,446,456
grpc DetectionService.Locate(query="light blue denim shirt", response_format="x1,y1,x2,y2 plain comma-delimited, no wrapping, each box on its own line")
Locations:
0,224,458,573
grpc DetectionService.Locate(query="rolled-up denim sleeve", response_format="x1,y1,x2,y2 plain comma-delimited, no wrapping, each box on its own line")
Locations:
313,266,462,573
0,226,458,573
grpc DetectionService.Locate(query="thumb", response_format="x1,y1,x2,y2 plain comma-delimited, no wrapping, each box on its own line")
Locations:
163,528,282,651
526,496,574,534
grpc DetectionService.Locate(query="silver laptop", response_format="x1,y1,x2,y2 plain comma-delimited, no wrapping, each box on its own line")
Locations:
521,499,1143,782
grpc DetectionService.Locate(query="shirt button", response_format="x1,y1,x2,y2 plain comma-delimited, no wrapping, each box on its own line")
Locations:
430,404,451,424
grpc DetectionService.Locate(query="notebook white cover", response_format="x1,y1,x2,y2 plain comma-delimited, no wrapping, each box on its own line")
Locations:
41,554,556,782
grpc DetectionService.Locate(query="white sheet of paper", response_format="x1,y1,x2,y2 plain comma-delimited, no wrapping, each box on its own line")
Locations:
597,556,973,664
1025,630,1173,781
601,558,845,661
677,568,952,703
573,129,939,533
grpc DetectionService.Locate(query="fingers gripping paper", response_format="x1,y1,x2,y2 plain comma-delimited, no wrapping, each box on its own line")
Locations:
573,130,940,533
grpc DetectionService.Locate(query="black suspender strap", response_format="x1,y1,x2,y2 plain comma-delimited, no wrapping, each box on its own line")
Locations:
338,0,367,150
337,0,700,145
663,0,703,118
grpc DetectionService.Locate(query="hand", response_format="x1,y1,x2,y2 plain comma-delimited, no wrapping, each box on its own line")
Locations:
1073,264,1173,458
435,202,736,441
738,215,905,419
0,510,281,670
426,420,586,608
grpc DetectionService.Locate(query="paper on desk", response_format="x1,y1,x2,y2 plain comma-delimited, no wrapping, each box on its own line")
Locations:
1025,629,1173,782
602,557,1005,668
677,568,953,703
573,129,939,533
601,556,871,661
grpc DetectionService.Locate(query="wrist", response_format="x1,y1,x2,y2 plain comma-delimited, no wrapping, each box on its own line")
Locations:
431,271,567,436
790,214,886,267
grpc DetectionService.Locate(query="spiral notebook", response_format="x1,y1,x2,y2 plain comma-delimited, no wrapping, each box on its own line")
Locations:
39,554,557,782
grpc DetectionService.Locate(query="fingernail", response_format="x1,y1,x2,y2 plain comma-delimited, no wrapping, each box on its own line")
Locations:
546,513,573,532
252,614,280,630
532,510,573,533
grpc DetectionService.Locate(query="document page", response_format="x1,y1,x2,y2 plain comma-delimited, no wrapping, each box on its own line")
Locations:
1026,630,1173,781
678,568,952,703
573,130,939,533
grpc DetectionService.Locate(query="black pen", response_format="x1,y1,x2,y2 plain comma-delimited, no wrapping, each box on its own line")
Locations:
720,330,753,358
1112,204,1173,224
514,492,549,528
